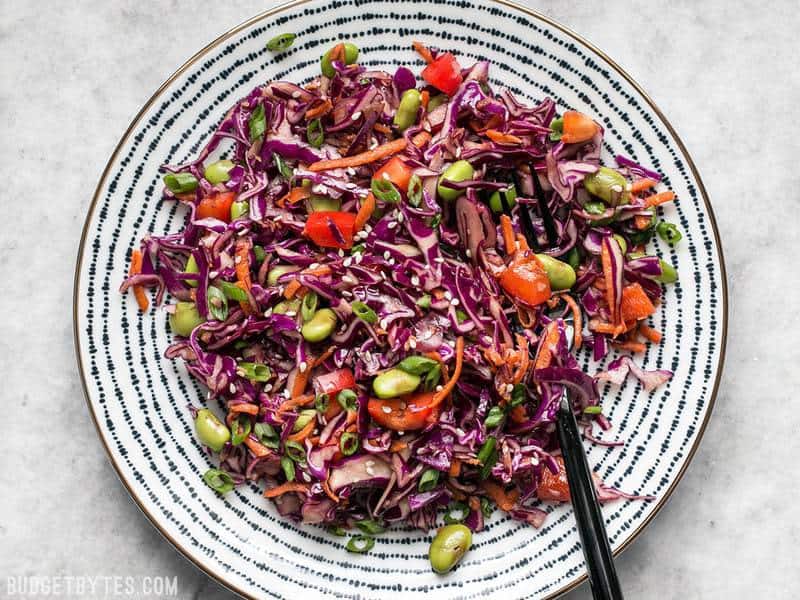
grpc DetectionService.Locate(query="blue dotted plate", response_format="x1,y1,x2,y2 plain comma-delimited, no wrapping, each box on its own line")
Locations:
74,1,727,598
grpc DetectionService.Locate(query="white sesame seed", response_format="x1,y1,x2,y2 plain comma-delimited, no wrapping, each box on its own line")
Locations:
451,298,460,306
309,262,320,269
283,388,291,398
625,183,633,192
435,385,443,392
379,319,389,329
207,392,212,400
382,406,392,414
610,184,623,193
366,459,375,467
351,111,362,121
346,167,356,176
343,257,353,267
342,275,357,284
409,338,417,349
229,383,236,394
369,138,379,150
434,257,445,264
381,171,391,180
387,259,395,266
355,253,364,264
455,428,465,436
455,147,462,158
383,251,391,260
465,249,472,257
263,383,273,392
234,256,242,265
338,249,345,257
447,340,455,348
365,465,375,476
397,212,405,223
291,90,302,99
380,272,387,280
387,221,398,229
299,361,308,373
263,308,273,317
209,270,219,279
286,310,297,317
444,290,453,300
364,224,373,233
411,276,420,286
342,290,352,298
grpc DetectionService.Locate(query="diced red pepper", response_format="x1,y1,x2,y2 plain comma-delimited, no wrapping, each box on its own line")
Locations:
373,156,413,192
421,53,463,96
303,211,356,249
498,254,551,307
537,456,571,502
313,368,356,399
367,391,439,431
196,191,236,221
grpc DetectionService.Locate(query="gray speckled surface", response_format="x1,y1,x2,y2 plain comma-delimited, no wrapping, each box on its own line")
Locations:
1,0,797,598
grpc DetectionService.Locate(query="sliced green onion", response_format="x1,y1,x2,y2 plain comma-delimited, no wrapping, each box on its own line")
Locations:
230,415,252,446
249,103,266,142
418,468,440,492
315,393,330,413
480,497,494,518
477,436,498,480
510,384,526,407
549,116,564,142
337,389,358,412
281,456,296,481
371,178,401,204
266,32,296,52
163,172,198,194
565,247,581,270
351,300,378,324
396,355,439,376
202,468,235,494
237,362,271,382
407,174,423,207
583,405,603,415
292,409,317,433
350,243,365,254
254,422,279,448
301,290,319,321
273,154,293,179
584,201,606,215
328,525,347,536
656,220,682,245
429,213,442,228
284,439,306,462
340,431,360,456
345,535,375,553
423,365,441,391
484,406,504,429
307,118,324,148
206,286,229,321
219,280,249,302
455,309,468,323
416,294,431,309
253,245,267,263
355,518,385,535
443,501,469,525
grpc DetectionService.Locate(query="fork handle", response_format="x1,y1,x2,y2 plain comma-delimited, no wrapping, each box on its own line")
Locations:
556,396,624,600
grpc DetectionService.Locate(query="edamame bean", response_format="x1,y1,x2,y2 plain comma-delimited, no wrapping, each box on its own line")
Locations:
292,409,317,432
321,42,359,78
535,254,576,290
195,408,230,452
169,302,205,337
309,195,341,212
273,299,301,315
612,234,628,255
372,368,421,399
488,184,517,214
394,89,422,131
583,167,629,204
230,200,249,220
429,524,472,574
427,94,448,111
204,159,235,184
437,160,474,201
267,264,301,286
184,254,199,288
301,308,337,342
655,259,678,284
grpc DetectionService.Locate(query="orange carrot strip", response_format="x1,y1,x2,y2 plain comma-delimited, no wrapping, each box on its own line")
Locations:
534,320,561,369
128,250,149,312
482,481,519,512
420,90,430,110
390,440,408,452
500,215,516,255
244,436,272,458
613,341,647,353
589,321,626,336
277,187,312,208
411,131,431,148
283,279,303,299
560,294,583,350
511,334,530,384
288,419,315,442
515,233,530,253
431,336,464,406
412,40,434,64
290,368,310,399
322,480,340,502
305,98,333,120
278,394,316,412
302,264,332,277
645,191,676,208
308,138,407,172
449,459,462,477
263,482,309,498
235,241,252,291
328,43,345,63
634,214,653,230
600,240,617,324
509,405,527,423
639,324,662,343
324,400,342,421
630,178,657,194
373,123,392,134
354,192,376,231
228,403,259,416
485,129,523,145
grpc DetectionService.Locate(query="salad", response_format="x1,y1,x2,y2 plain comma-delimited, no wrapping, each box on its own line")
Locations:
121,38,678,572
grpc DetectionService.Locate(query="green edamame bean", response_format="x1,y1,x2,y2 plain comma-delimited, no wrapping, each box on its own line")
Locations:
230,200,249,220
273,298,301,315
301,308,337,342
184,254,199,288
584,167,629,205
488,184,517,213
565,247,581,270
204,159,235,184
292,409,317,432
612,234,628,255
429,524,472,574
394,89,422,131
535,254,576,291
655,259,678,284
372,368,421,399
169,302,205,337
309,195,341,212
437,160,474,201
427,94,448,111
195,408,230,452
321,42,359,78
267,264,301,286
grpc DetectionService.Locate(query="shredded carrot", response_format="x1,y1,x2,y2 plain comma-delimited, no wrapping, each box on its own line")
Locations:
324,400,342,421
373,123,392,134
412,40,434,64
128,250,149,311
600,240,618,324
277,186,312,208
302,264,332,278
431,336,464,406
630,178,657,194
509,404,527,423
263,482,309,498
354,192,376,231
500,215,516,255
449,459,462,477
590,320,626,337
308,138,407,172
515,233,530,253
390,439,408,452
322,480,340,502
420,90,430,110
613,340,647,353
311,346,336,368
560,294,583,350
534,320,561,369
638,324,662,343
235,241,252,292
228,403,259,416
290,367,310,399
305,98,333,120
645,191,676,208
482,481,520,512
283,278,303,299
634,214,653,230
328,43,345,63
244,436,272,458
485,129,523,145
411,130,431,148
278,394,315,412
288,419,315,442
511,334,530,384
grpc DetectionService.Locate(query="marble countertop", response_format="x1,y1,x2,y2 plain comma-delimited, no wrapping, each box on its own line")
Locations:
1,0,797,597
